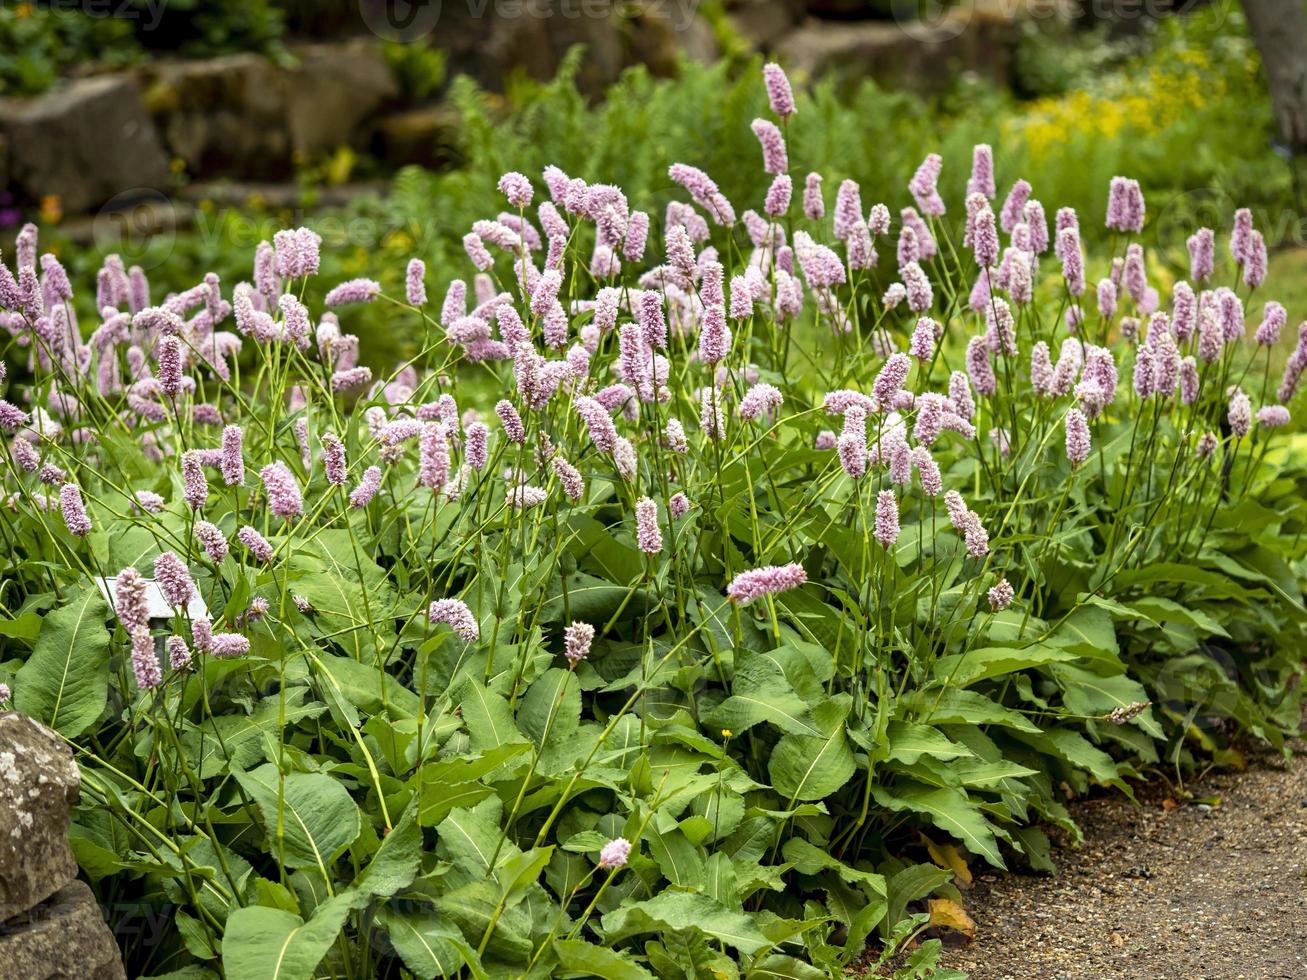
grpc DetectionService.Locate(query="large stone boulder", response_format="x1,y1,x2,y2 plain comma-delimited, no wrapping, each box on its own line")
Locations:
284,40,401,160
142,53,290,180
0,75,170,213
0,713,80,922
0,880,125,980
142,39,399,180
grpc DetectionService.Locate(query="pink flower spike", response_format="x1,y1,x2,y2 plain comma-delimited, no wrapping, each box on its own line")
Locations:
762,62,796,118
598,837,632,870
429,598,480,642
635,496,662,555
727,563,807,604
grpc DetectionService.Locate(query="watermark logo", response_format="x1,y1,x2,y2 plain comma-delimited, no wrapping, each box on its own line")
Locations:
92,189,178,273
888,0,971,43
1152,186,1307,251
33,0,169,32
359,0,444,41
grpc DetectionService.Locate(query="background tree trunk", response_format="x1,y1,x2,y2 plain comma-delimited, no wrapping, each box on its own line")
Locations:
1242,0,1307,198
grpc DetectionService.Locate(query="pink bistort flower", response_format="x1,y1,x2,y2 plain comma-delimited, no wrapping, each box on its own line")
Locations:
727,563,807,604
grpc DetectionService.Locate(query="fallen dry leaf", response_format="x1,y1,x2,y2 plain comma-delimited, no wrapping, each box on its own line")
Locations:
924,837,974,888
928,897,977,942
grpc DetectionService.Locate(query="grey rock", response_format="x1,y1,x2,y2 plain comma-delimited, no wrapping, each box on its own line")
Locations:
142,40,399,180
142,53,290,180
0,75,170,213
725,0,807,50
0,880,125,980
0,712,80,923
284,39,400,159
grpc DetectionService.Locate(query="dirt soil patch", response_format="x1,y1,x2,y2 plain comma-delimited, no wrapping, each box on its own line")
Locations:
942,743,1307,979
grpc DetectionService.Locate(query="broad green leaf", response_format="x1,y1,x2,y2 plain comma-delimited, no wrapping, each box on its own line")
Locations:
883,863,953,938
376,906,468,979
1123,596,1230,638
871,783,1006,868
782,838,885,890
932,644,1080,687
435,879,533,961
748,954,829,979
353,803,421,898
909,688,1041,733
518,668,581,746
456,677,528,752
553,938,656,979
234,765,362,874
601,890,770,955
14,586,110,737
222,892,354,980
1010,727,1125,789
1050,664,1164,737
416,743,532,826
885,721,974,765
435,798,506,879
703,653,819,737
768,700,855,802
311,652,419,718
1047,606,1119,660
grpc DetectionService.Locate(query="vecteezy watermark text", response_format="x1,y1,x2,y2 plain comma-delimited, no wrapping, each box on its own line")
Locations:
21,0,169,32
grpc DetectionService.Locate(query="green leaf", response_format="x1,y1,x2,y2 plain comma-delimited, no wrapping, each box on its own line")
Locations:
311,652,419,718
14,586,110,737
870,783,1006,868
932,644,1080,687
747,954,829,979
909,688,1041,733
1047,606,1119,660
0,611,42,642
703,653,820,737
768,699,855,802
435,799,504,878
234,765,362,874
883,863,953,937
782,838,885,890
435,880,533,960
553,938,657,979
222,892,354,980
518,668,581,746
416,743,532,826
1049,664,1164,737
376,906,468,979
885,721,974,765
456,677,528,752
354,802,421,898
1010,727,1124,788
601,891,770,955
1123,596,1230,637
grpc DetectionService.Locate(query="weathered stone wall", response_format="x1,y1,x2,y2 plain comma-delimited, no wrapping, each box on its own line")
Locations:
0,713,125,980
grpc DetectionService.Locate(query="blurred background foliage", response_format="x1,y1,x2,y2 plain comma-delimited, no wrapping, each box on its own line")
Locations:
5,0,1302,369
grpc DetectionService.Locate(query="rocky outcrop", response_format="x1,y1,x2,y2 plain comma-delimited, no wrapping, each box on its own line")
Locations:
142,38,399,181
0,75,170,213
0,713,80,921
285,41,401,160
0,881,126,980
0,712,124,980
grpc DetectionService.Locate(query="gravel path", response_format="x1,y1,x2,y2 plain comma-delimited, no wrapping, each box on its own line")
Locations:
942,742,1307,979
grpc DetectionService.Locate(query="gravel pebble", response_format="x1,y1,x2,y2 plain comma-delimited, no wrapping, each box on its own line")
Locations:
942,738,1307,979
